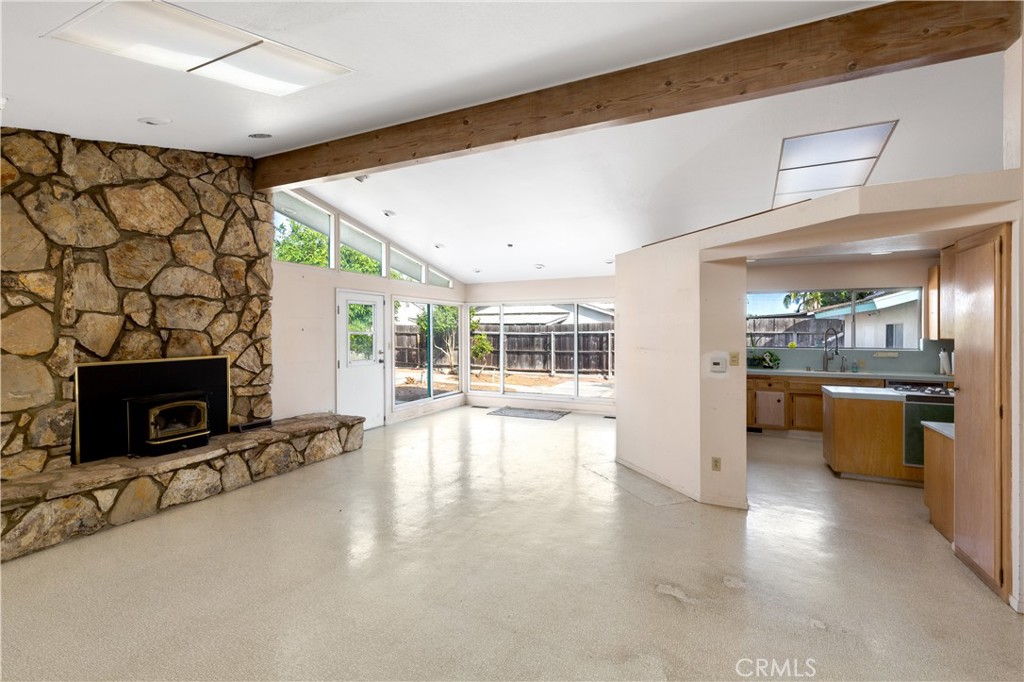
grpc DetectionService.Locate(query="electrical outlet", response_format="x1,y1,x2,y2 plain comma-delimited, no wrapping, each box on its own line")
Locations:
711,457,722,472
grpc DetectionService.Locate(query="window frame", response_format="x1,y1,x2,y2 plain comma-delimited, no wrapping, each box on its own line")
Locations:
271,189,335,269
466,300,615,402
745,287,923,350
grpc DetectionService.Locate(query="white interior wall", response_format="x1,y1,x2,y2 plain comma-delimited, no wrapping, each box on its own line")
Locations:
464,276,614,303
698,259,748,508
747,257,935,292
616,237,704,500
271,260,465,420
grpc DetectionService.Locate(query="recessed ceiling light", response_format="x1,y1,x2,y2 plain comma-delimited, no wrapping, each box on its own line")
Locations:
533,264,545,270
248,133,272,139
434,243,444,249
137,117,172,126
604,259,614,265
507,243,514,248
382,210,396,218
354,175,369,183
473,269,482,274
871,251,893,256
46,1,352,96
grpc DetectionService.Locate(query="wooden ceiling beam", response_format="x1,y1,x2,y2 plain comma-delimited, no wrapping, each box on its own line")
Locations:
254,1,1021,191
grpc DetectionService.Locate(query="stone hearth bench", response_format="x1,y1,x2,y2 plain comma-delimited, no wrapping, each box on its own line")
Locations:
0,413,364,561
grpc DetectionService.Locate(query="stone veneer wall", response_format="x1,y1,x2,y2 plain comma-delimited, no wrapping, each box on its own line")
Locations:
1,128,274,478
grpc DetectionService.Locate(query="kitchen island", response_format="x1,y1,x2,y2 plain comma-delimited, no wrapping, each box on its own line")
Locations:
822,385,925,482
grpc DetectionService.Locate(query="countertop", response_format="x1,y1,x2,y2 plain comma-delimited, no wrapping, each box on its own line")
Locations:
748,369,953,382
821,386,905,401
922,421,955,439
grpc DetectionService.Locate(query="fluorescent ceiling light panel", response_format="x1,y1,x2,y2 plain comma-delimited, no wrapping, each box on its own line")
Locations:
780,121,896,169
192,40,351,97
46,0,350,95
48,1,255,70
776,158,875,195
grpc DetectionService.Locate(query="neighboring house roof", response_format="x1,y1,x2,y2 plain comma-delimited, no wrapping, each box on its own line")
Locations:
812,289,920,319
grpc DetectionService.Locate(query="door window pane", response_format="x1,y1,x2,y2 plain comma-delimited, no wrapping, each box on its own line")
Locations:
347,303,375,363
348,303,374,332
349,333,373,362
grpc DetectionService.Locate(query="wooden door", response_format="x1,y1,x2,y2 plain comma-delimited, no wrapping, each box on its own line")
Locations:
952,227,1005,594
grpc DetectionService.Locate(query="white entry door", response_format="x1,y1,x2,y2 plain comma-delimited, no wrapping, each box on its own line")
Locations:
336,290,386,429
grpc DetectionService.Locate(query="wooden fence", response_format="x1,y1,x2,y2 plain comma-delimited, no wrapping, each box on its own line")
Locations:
746,317,845,347
394,323,615,375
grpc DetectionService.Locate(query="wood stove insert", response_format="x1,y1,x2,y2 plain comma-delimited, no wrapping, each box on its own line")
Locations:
73,356,230,463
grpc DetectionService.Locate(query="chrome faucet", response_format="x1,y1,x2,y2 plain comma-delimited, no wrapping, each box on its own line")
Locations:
822,327,839,371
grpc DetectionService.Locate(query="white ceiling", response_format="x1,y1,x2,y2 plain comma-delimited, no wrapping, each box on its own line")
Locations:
0,1,1009,284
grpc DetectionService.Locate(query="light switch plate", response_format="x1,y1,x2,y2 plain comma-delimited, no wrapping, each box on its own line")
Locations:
728,352,739,366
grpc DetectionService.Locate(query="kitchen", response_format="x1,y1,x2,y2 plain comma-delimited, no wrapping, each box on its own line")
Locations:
746,223,1011,602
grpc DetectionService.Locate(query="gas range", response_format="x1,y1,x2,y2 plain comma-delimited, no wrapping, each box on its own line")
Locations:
890,384,954,397
886,381,955,404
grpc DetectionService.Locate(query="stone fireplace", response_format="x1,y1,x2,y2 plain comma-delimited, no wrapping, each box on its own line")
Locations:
1,128,274,479
1,128,368,562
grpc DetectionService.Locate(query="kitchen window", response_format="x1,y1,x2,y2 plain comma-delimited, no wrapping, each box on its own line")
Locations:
747,288,921,350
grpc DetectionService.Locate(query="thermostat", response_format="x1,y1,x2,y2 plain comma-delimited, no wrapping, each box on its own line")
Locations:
710,353,728,373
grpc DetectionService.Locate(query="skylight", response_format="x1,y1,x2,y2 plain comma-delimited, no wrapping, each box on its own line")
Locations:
773,121,896,208
46,0,351,96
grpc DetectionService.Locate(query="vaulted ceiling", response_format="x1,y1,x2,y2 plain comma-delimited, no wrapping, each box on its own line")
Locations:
1,2,1015,282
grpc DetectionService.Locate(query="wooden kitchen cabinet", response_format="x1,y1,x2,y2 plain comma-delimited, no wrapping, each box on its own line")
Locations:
748,374,884,432
939,245,956,339
924,427,954,542
789,392,824,431
754,390,786,428
822,393,923,482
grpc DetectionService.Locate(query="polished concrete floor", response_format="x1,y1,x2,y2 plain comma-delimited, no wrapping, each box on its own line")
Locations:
1,408,1021,681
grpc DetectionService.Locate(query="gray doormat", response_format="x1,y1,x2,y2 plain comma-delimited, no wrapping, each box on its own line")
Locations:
487,406,570,421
